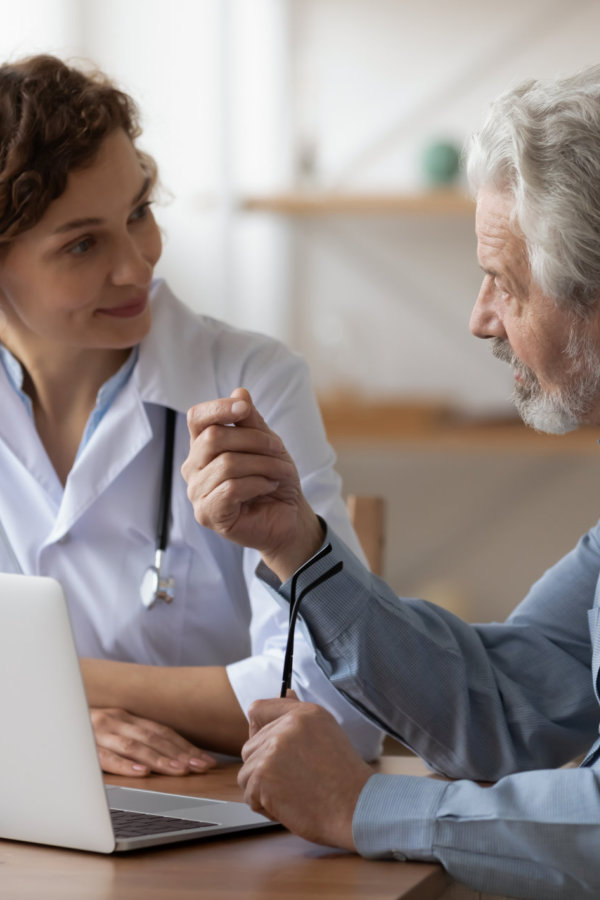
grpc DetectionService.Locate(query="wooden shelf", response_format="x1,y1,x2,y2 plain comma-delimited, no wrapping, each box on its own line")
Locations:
240,189,475,216
318,397,600,453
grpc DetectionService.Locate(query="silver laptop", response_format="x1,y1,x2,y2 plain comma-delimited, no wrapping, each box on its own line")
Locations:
0,573,273,853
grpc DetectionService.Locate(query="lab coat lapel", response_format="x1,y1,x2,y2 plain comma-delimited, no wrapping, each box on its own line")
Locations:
48,386,152,542
0,372,62,569
0,359,62,503
25,279,220,543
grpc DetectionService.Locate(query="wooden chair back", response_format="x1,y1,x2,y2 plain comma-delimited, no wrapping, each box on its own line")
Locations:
347,493,410,755
346,494,385,576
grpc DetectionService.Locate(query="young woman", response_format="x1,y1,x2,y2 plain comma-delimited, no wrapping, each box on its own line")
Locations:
0,54,381,777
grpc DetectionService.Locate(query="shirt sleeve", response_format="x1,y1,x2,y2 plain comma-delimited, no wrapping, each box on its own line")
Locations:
354,766,600,899
224,345,383,762
258,522,600,781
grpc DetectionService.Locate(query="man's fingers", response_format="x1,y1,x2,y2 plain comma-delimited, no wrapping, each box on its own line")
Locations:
187,388,270,440
246,696,301,739
229,389,272,433
184,447,290,499
230,386,251,403
187,388,282,443
185,424,284,471
239,767,277,820
186,451,291,505
189,476,280,529
238,701,367,850
186,395,251,441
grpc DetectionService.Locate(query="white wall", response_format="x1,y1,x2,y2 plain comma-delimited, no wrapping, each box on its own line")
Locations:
0,0,82,59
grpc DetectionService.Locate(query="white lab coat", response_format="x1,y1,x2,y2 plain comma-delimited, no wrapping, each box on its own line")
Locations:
0,279,381,759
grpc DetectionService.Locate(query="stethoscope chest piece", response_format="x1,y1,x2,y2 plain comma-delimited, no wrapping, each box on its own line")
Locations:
140,549,175,609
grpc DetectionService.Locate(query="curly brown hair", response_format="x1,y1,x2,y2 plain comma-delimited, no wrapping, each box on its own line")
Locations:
0,54,157,242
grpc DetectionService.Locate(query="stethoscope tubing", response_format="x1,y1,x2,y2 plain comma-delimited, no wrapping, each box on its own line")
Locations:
156,407,176,553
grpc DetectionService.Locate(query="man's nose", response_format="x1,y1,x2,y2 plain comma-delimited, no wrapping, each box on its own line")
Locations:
469,277,505,340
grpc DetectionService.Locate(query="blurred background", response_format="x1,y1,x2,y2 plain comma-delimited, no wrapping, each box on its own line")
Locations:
5,0,600,621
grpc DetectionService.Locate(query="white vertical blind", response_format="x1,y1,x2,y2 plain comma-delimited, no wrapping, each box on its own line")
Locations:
0,0,82,60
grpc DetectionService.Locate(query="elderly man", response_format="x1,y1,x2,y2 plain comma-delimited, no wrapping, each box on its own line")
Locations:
181,67,600,900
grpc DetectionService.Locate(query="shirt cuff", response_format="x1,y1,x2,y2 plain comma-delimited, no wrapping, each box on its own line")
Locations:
255,516,331,594
256,521,375,647
353,773,449,861
226,653,284,718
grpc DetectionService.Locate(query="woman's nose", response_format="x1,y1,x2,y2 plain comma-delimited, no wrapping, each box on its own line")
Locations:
111,236,155,287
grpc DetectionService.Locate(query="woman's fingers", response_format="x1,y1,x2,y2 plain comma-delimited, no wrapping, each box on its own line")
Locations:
90,708,217,776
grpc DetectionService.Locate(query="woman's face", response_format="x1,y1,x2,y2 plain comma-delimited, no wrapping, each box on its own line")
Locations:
0,128,162,357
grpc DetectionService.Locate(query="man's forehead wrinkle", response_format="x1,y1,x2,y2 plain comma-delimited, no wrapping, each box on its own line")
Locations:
477,202,531,291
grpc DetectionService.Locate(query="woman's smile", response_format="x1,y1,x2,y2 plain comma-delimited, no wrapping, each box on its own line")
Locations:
96,293,149,318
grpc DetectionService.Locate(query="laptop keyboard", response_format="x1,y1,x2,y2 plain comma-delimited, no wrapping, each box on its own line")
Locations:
110,807,215,838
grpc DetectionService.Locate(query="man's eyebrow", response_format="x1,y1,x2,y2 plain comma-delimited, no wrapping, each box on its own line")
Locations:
479,265,520,295
52,176,152,235
479,263,510,281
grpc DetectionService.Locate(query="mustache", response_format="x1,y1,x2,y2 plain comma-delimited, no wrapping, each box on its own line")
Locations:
491,338,517,366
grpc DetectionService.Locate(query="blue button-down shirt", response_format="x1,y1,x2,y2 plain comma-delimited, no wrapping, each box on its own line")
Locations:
259,517,600,899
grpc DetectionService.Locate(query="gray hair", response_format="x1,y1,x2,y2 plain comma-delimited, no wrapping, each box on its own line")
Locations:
467,66,600,314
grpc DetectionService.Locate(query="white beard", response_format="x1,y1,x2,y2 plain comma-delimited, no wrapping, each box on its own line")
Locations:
491,328,600,434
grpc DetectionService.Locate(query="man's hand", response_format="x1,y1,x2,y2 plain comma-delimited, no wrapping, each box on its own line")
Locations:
181,388,324,581
90,707,217,777
238,697,372,850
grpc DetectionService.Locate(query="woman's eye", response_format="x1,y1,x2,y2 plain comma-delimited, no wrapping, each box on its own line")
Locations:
68,236,95,256
129,201,153,223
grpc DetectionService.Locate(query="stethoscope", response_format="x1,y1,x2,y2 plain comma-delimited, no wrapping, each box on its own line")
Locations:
139,406,176,610
0,406,177,609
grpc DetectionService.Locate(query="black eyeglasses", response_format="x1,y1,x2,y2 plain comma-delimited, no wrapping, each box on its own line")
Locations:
280,543,343,698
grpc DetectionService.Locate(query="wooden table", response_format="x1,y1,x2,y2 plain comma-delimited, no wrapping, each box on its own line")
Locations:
0,756,496,900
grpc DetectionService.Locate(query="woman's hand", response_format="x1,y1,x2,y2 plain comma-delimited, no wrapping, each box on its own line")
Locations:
238,697,372,850
182,388,324,581
90,707,217,777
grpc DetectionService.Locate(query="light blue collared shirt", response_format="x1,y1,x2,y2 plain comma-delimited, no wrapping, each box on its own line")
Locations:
258,517,600,899
0,344,138,462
